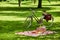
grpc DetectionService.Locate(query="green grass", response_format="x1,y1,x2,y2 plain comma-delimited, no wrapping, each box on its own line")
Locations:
0,1,60,40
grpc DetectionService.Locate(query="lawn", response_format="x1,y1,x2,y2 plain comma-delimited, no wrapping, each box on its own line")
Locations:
0,0,60,40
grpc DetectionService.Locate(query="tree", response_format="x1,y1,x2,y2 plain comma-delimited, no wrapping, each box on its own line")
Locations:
18,0,51,8
37,0,51,8
38,0,42,8
18,0,21,7
0,0,2,2
4,0,6,1
33,0,36,4
0,0,6,2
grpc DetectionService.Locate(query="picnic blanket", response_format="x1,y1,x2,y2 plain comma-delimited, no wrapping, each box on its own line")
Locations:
15,26,55,37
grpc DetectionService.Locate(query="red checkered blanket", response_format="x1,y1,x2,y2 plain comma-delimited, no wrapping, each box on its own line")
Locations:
15,26,55,37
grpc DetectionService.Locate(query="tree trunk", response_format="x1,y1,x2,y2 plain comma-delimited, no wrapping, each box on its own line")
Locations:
0,0,2,2
18,0,21,7
4,0,6,1
34,0,36,4
38,0,42,8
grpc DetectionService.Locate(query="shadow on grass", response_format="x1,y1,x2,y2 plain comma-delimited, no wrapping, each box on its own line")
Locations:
0,12,42,17
0,20,60,40
0,11,60,17
0,7,52,11
0,12,30,17
9,2,31,5
0,20,39,33
49,12,60,17
0,20,24,33
43,4,60,6
0,20,60,33
9,3,18,5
